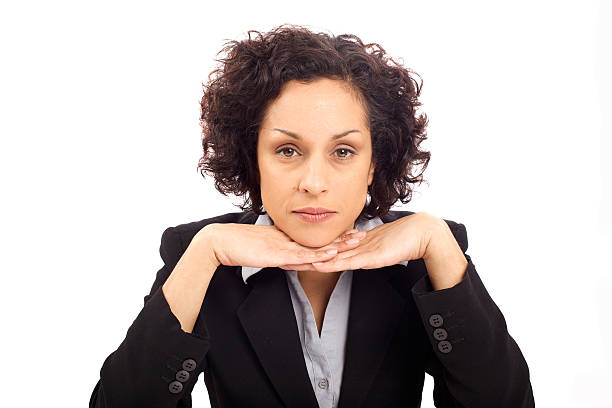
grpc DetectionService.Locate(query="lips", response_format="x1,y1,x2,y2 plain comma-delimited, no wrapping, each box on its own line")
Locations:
293,207,336,215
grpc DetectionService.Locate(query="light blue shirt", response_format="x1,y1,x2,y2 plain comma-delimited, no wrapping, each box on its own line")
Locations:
241,213,408,408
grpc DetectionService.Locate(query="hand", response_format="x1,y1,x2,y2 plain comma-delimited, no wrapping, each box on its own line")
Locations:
199,223,367,269
276,228,368,271
281,212,435,273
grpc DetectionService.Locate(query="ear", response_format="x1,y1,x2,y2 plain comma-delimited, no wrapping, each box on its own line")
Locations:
367,160,375,186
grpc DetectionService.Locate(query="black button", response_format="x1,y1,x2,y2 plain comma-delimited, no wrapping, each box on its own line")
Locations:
182,358,197,372
176,369,190,382
429,314,443,327
438,340,452,353
433,328,448,340
169,380,183,394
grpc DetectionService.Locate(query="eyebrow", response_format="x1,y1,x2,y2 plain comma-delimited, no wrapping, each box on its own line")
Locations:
271,128,361,140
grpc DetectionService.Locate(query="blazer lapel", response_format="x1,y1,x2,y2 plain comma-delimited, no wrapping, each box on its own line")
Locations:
337,264,407,408
236,266,319,408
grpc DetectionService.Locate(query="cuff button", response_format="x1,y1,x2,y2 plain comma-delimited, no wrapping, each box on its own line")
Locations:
182,358,197,372
169,380,183,394
433,328,448,341
438,340,452,353
176,369,190,382
429,314,443,327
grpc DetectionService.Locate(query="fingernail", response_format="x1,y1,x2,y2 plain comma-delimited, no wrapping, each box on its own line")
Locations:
326,249,338,255
346,238,359,244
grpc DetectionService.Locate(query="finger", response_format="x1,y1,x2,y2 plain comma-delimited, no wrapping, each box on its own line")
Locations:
286,232,365,264
332,230,359,244
279,263,320,271
280,250,346,270
342,229,364,239
336,234,366,250
286,247,338,266
280,239,365,271
323,231,367,251
311,250,375,273
281,241,356,270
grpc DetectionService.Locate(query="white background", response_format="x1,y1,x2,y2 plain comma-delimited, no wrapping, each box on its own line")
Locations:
1,0,610,406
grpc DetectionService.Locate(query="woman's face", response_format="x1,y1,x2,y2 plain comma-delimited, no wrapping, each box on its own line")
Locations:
257,77,375,248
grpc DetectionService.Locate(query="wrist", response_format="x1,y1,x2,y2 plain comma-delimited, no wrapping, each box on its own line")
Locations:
422,217,455,262
420,215,468,291
415,212,451,259
194,225,222,269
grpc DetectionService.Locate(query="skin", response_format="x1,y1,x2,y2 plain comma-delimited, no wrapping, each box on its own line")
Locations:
256,77,375,289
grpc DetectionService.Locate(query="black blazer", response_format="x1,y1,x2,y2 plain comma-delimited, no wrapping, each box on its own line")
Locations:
89,209,535,408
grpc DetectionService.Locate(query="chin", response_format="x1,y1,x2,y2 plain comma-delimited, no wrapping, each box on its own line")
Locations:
287,229,337,249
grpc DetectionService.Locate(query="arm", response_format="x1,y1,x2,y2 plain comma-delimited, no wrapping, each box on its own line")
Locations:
412,222,535,407
89,226,219,408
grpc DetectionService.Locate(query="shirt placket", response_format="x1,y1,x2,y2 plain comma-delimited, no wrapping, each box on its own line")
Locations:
303,318,334,408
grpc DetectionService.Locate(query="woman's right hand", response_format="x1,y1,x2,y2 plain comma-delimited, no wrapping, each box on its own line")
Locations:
197,223,366,270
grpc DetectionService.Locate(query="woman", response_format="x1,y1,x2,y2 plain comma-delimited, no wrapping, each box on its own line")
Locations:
89,24,535,407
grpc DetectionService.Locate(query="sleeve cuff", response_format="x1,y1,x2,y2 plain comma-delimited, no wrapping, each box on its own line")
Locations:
101,285,211,404
410,254,508,365
411,256,471,297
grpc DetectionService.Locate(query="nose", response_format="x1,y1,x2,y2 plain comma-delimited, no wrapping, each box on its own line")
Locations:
297,155,329,194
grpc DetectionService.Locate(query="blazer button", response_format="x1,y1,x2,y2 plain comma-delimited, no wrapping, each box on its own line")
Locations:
182,358,197,372
438,340,453,353
433,328,448,341
429,314,443,327
168,380,183,394
176,369,190,382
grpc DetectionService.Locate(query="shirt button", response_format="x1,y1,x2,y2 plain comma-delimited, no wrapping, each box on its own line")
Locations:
318,378,329,389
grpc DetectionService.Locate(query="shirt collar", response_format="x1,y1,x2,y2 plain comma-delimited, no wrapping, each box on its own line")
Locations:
240,213,408,284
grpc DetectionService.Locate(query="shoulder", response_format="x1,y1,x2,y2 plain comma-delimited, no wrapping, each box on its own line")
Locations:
383,209,468,253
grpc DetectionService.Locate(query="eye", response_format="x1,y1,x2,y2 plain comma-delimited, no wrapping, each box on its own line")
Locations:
276,147,298,158
335,148,355,160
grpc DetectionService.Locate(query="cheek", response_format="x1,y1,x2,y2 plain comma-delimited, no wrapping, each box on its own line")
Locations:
259,162,281,188
341,165,371,188
334,178,368,208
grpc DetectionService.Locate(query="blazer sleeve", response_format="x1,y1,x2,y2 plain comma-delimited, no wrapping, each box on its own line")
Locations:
410,222,535,408
89,226,212,408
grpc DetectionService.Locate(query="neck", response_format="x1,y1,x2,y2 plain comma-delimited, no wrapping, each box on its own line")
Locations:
298,270,342,285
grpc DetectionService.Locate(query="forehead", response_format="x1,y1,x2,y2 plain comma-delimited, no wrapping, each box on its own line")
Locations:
260,78,369,132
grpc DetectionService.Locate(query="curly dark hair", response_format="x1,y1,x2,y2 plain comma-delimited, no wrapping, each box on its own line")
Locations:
197,24,431,221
